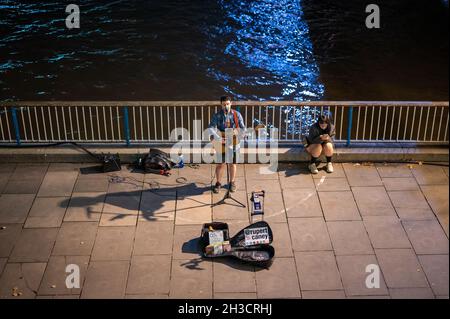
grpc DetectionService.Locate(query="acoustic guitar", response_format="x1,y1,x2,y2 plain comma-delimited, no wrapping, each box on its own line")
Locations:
212,129,241,154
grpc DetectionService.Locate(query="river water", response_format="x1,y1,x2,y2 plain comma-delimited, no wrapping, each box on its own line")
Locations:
0,0,448,102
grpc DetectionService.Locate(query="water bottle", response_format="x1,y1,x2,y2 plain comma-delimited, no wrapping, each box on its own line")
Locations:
177,154,185,168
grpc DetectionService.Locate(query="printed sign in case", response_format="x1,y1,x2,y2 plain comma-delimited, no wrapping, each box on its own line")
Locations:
244,227,270,246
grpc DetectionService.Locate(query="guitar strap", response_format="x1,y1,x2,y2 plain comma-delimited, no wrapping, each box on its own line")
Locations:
232,109,240,132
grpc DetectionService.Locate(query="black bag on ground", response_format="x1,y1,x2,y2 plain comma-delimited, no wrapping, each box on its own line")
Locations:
101,153,121,172
200,221,275,268
139,148,177,174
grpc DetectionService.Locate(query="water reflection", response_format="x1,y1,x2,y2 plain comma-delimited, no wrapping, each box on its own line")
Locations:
206,0,324,101
205,0,325,135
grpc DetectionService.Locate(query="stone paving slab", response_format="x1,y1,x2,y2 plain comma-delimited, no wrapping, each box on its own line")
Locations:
64,192,105,222
246,178,281,193
403,220,449,254
318,191,361,221
212,191,249,221
279,173,315,189
139,190,176,222
213,259,256,293
38,255,89,296
107,178,143,193
376,163,414,178
91,226,135,261
327,221,374,255
0,258,8,276
381,177,420,191
363,216,411,249
81,261,129,299
9,164,48,181
0,194,35,223
313,163,346,179
0,258,7,275
0,165,15,193
0,224,23,257
420,185,449,236
0,162,447,299
2,179,43,194
176,194,212,225
0,262,47,299
269,222,294,257
100,193,140,226
295,251,343,291
214,292,258,299
388,190,436,220
125,294,169,299
126,255,171,295
389,288,435,299
169,259,212,299
37,171,78,197
244,164,278,180
314,177,350,192
351,187,396,217
3,164,47,194
24,197,68,228
73,178,109,193
283,189,323,218
255,257,301,299
9,228,58,262
411,165,449,185
52,222,98,256
36,295,80,299
302,290,346,299
288,217,333,252
336,255,388,296
375,249,429,289
133,221,174,255
172,224,202,260
343,163,383,187
252,192,286,223
418,255,449,296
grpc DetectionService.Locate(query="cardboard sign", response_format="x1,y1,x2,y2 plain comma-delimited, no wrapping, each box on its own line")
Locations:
244,227,270,246
208,230,224,245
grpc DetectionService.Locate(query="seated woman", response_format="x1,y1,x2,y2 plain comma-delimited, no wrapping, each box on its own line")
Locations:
304,114,335,174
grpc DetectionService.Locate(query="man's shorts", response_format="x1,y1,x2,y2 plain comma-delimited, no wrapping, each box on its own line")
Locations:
215,148,240,164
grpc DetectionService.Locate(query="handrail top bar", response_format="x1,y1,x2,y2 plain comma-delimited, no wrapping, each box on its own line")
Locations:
0,101,448,107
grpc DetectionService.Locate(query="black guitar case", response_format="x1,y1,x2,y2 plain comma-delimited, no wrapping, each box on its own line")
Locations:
200,221,275,268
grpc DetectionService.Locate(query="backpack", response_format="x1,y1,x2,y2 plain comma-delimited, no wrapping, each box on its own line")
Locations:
139,149,177,175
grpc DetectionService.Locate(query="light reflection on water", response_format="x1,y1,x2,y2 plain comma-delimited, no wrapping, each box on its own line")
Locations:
204,0,325,135
209,0,324,102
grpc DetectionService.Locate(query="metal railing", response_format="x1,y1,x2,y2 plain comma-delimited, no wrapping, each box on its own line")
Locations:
0,101,448,146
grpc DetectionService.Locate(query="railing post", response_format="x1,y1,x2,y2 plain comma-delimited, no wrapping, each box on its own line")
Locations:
346,106,353,147
123,106,131,147
11,107,21,146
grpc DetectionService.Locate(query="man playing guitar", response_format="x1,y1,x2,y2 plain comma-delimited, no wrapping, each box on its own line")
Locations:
208,96,246,193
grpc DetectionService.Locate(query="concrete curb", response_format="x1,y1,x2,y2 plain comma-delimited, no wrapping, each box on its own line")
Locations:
0,145,448,163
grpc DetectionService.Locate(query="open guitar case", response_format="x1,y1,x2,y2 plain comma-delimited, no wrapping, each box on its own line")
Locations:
200,221,275,268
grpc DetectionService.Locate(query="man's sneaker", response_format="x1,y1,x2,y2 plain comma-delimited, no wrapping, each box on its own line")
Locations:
326,162,334,173
308,163,319,174
229,182,237,193
213,182,221,193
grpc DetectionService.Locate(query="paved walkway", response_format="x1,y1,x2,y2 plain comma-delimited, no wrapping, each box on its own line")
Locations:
0,162,448,299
